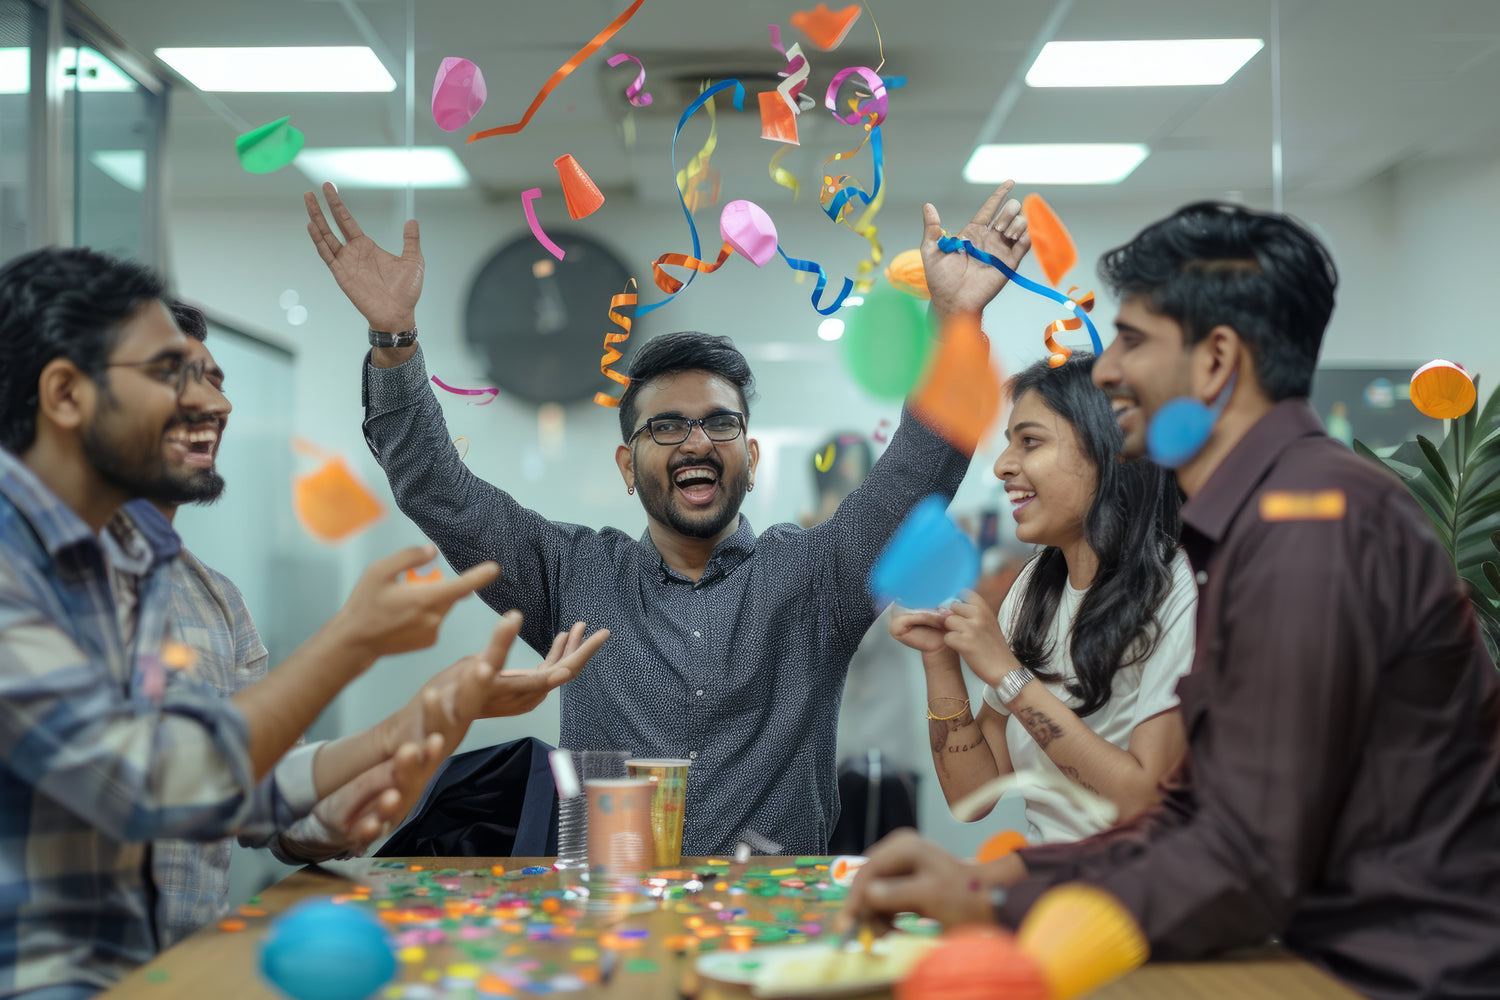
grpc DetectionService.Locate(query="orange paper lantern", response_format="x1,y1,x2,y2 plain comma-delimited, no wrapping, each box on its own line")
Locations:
897,928,1048,1000
885,248,930,299
1022,193,1078,288
1409,359,1476,420
292,455,385,543
911,313,1003,456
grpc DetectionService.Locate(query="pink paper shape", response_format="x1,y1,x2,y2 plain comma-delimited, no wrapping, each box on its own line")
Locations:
431,57,487,132
521,188,566,260
720,200,779,267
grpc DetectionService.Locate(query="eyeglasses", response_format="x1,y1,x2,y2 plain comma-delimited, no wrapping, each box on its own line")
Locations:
630,411,745,446
103,356,220,398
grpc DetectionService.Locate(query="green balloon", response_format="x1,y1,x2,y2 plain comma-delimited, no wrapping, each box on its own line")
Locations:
236,116,305,174
839,286,934,399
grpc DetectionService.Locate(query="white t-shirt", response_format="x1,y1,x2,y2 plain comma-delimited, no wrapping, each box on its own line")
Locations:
980,549,1197,845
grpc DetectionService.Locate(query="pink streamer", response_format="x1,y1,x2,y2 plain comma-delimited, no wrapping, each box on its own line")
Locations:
825,66,887,125
768,25,814,113
431,375,499,406
521,187,566,261
605,52,652,107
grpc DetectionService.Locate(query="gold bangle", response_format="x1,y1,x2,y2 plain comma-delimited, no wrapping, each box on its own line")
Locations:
926,699,971,721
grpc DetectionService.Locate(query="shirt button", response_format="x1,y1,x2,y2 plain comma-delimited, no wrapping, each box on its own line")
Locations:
1195,570,1208,585
692,630,702,638
696,689,704,696
689,751,698,759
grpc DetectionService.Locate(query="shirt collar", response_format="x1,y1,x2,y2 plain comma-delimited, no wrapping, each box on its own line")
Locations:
1181,398,1327,544
641,515,759,583
112,498,183,572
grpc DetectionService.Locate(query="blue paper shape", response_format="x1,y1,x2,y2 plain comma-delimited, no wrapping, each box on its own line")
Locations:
1147,397,1218,469
259,900,395,1000
868,495,979,608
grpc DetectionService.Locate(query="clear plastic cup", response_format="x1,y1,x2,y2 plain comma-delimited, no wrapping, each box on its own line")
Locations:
625,758,690,867
550,749,630,870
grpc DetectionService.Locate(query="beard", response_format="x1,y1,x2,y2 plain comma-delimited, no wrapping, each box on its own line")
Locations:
82,399,225,506
635,452,749,540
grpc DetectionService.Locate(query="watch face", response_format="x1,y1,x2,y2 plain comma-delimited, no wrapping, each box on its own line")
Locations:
463,231,636,406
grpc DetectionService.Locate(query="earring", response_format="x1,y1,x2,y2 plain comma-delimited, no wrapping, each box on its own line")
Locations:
747,482,754,493
627,486,635,495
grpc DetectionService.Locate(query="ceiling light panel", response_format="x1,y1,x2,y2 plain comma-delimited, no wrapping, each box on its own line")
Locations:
1026,39,1264,88
154,46,395,92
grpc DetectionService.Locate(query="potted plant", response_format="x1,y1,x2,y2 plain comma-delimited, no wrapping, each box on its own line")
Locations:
1354,376,1500,663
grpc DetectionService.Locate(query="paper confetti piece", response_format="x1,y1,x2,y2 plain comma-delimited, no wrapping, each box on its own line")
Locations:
869,496,980,608
778,247,855,315
872,418,891,443
1259,489,1347,522
790,3,862,50
1022,193,1078,288
521,188,566,261
555,154,605,219
291,439,385,543
767,26,814,114
937,236,1103,355
911,312,1002,455
759,90,799,144
976,830,1028,864
467,0,645,142
814,444,836,472
431,57,487,132
453,437,470,461
403,567,443,584
218,918,246,932
720,200,779,267
885,248,929,298
1042,289,1095,368
431,375,500,405
593,279,638,407
160,641,197,672
841,285,932,398
235,116,304,174
1410,359,1476,419
605,52,652,107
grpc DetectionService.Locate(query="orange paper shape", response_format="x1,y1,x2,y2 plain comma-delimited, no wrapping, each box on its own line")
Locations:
885,248,929,299
897,929,1048,1000
911,314,1003,456
758,90,799,145
975,829,1028,864
1410,359,1476,419
1022,193,1078,288
292,455,385,543
555,154,605,219
790,3,862,51
594,280,638,407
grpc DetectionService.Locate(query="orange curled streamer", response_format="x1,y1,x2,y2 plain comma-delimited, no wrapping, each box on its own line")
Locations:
651,242,734,295
1043,288,1095,367
467,0,644,143
593,279,638,408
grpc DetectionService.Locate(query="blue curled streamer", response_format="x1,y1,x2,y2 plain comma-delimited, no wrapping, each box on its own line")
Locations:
637,79,747,317
822,125,884,224
880,75,907,89
778,246,854,315
936,235,1104,354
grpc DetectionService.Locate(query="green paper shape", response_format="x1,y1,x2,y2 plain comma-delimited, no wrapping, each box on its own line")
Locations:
625,959,660,974
840,287,935,400
794,856,822,866
236,116,305,174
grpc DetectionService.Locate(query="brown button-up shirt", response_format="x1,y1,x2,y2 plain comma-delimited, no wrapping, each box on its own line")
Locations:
1001,399,1500,1000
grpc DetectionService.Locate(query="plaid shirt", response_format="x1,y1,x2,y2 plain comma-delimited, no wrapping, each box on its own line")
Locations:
143,536,344,950
0,451,297,997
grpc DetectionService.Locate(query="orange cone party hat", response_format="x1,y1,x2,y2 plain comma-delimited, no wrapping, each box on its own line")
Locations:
554,154,605,219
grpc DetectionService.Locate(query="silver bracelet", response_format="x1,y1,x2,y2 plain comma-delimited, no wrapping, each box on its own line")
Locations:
368,326,418,348
996,667,1036,705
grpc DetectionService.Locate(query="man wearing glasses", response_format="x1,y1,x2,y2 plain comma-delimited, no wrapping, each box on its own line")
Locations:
306,180,1032,854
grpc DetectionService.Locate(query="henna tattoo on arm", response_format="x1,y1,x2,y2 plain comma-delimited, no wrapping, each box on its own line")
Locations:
1058,764,1101,795
1014,705,1063,749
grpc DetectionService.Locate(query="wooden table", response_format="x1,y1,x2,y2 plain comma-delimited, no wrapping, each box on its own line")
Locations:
102,858,1360,999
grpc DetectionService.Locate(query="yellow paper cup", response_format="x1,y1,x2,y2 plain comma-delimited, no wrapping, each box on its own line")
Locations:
625,758,690,867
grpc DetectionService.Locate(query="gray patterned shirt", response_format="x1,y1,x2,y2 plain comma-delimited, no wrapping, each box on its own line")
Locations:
361,347,969,854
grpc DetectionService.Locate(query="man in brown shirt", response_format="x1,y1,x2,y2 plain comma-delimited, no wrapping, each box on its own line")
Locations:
845,203,1500,999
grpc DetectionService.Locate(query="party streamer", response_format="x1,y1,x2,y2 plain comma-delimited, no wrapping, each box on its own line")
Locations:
467,0,644,143
768,25,815,113
605,52,652,107
431,375,500,405
521,188,566,261
1042,289,1095,367
594,279,639,407
675,81,722,214
778,246,854,315
814,444,836,472
768,145,800,200
936,236,1103,354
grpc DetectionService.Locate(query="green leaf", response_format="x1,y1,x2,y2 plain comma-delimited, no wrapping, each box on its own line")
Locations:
1417,435,1455,497
1485,561,1500,595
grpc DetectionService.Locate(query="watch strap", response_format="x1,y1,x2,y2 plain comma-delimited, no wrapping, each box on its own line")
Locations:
368,327,418,348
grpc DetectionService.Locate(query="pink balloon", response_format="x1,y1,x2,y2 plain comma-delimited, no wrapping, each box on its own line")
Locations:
720,199,779,268
431,57,487,132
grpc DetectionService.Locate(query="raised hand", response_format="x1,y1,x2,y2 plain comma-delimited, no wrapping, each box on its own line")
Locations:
331,546,501,659
920,181,1032,321
889,608,953,654
305,181,424,332
942,590,1019,687
419,615,609,720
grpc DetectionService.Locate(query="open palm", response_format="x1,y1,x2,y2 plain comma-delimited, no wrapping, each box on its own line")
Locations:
920,180,1033,320
305,181,425,332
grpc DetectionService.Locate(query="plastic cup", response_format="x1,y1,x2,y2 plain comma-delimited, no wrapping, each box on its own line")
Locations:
551,750,630,871
585,777,654,878
625,758,690,867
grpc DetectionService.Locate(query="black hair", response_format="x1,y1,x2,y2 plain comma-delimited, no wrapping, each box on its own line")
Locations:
171,301,208,342
0,247,167,454
1006,354,1183,718
617,331,757,442
1098,201,1338,400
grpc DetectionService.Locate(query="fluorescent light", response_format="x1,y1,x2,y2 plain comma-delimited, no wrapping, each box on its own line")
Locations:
817,318,846,342
1026,39,1264,88
154,46,395,92
964,143,1148,185
90,150,146,191
295,147,469,189
0,47,137,94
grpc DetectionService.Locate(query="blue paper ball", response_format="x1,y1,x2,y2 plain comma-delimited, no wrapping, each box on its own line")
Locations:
259,900,396,1000
868,495,979,608
1147,397,1217,469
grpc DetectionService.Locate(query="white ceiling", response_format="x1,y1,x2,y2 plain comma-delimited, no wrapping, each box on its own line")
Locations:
81,0,1500,208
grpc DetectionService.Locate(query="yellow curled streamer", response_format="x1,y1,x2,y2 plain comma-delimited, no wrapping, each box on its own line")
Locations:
769,144,800,201
593,279,639,408
676,82,720,214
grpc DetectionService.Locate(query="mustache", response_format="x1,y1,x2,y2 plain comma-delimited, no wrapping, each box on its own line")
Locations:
668,456,723,475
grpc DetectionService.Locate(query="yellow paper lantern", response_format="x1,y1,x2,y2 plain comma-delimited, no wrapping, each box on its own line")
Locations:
885,248,930,299
1016,884,1148,1000
1410,360,1476,420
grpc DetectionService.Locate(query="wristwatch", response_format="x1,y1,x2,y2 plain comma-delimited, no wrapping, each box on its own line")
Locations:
995,666,1036,706
368,326,418,348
